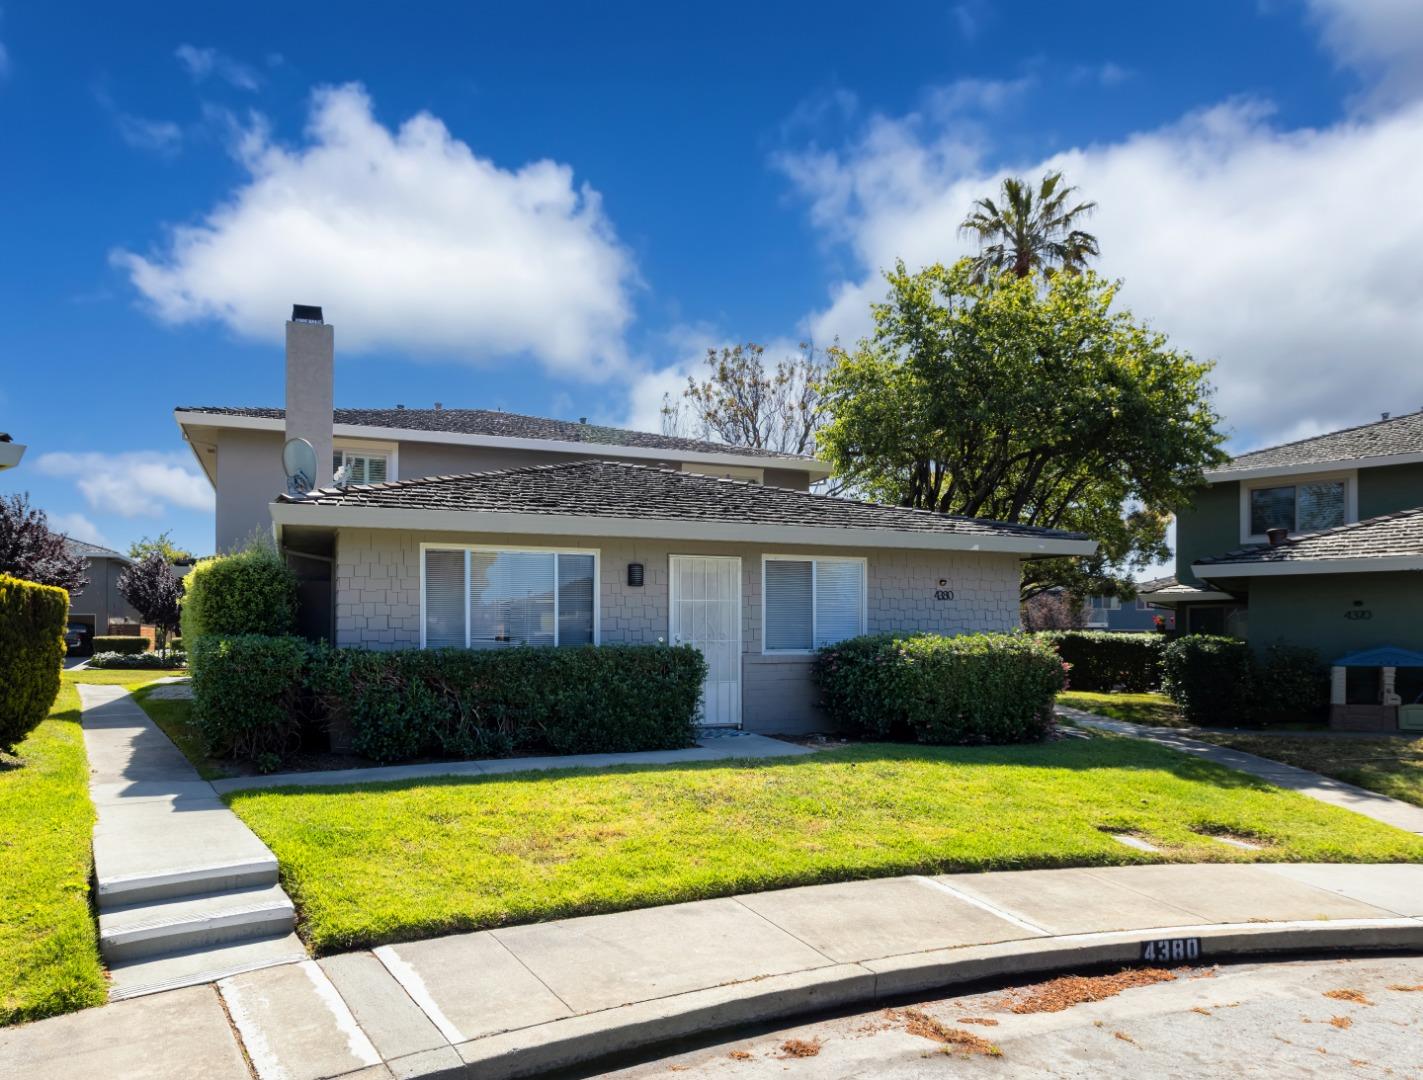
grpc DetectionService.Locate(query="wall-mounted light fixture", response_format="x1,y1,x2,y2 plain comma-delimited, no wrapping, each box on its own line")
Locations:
628,563,645,587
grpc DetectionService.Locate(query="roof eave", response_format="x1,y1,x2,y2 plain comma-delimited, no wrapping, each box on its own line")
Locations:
175,409,834,479
1190,555,1423,577
269,501,1098,557
1205,449,1423,483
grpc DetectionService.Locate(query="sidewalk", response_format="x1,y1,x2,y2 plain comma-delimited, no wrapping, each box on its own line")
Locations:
5,862,1422,1080
1057,706,1423,835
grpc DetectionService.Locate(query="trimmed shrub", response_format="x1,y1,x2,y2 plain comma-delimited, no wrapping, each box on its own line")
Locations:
189,635,311,767
180,542,298,643
1160,635,1255,726
314,644,707,763
0,573,67,752
1038,631,1164,692
91,635,149,655
1256,644,1328,723
816,632,1066,745
88,651,186,670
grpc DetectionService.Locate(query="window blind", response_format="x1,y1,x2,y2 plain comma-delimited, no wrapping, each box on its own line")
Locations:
557,553,595,646
424,549,467,647
764,560,813,651
470,551,555,648
813,559,864,647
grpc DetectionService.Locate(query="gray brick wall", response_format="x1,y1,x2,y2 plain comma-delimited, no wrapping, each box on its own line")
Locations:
333,529,1022,732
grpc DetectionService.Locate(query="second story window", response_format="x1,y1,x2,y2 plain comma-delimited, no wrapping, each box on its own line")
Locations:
334,449,389,485
1248,479,1346,536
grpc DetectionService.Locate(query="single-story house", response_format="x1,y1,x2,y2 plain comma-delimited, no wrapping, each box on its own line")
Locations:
62,537,140,645
177,307,1096,733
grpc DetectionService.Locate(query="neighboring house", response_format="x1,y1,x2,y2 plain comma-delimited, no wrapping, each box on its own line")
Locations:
62,537,139,640
1083,580,1174,632
176,308,1095,733
1152,411,1423,664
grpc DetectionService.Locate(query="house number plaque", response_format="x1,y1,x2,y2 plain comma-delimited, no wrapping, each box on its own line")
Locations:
935,579,954,601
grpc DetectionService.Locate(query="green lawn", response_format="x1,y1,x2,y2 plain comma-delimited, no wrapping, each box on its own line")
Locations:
1058,691,1185,727
0,668,177,1026
1195,732,1423,809
226,735,1423,954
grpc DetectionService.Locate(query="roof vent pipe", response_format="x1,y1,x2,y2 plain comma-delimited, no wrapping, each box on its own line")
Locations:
1382,412,1391,421
1266,527,1290,547
434,402,442,411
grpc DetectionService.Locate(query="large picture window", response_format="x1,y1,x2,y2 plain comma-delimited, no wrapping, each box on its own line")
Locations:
763,556,865,653
421,546,597,648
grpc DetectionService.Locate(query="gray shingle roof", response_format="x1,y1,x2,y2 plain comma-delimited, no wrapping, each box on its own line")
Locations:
276,460,1089,542
1217,410,1423,475
62,537,131,562
1195,505,1423,566
1134,574,1178,594
178,406,816,463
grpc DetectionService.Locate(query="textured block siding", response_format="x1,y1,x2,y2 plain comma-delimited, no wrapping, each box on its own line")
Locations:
333,529,1023,732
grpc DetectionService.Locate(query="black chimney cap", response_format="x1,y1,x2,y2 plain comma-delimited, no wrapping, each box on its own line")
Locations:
291,304,324,324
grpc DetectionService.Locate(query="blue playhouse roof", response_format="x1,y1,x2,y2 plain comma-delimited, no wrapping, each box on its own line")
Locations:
1333,646,1423,667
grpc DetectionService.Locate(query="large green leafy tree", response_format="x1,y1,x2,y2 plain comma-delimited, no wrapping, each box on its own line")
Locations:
960,171,1099,282
818,260,1227,598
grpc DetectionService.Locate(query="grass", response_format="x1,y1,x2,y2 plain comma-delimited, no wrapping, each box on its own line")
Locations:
1194,732,1423,809
0,681,106,1025
129,687,232,781
225,734,1423,954
0,668,181,1025
1058,691,1185,727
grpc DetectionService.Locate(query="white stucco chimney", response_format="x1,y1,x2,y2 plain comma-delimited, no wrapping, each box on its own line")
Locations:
285,305,334,488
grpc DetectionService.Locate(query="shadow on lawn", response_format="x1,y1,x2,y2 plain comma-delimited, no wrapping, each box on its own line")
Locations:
221,733,1280,804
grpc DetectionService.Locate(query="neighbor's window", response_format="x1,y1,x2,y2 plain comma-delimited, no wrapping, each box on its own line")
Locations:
333,449,389,485
1249,479,1345,535
422,547,596,649
763,556,865,652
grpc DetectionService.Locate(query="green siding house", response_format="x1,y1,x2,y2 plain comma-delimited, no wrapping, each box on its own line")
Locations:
1147,412,1423,730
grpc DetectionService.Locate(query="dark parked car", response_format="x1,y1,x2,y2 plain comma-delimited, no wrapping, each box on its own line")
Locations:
64,622,92,657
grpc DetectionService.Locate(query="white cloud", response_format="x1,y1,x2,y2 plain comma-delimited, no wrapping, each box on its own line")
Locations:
47,512,112,551
36,451,214,517
116,113,182,154
115,83,637,378
1305,0,1423,109
175,44,260,91
778,91,1423,451
1070,62,1132,88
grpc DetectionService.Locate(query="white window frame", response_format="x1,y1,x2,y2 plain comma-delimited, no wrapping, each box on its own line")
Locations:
418,542,600,649
760,554,867,655
1238,469,1356,544
334,438,398,485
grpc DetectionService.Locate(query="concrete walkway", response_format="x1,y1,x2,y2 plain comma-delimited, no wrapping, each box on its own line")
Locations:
211,731,813,795
77,685,305,1000
1057,705,1423,835
5,863,1423,1080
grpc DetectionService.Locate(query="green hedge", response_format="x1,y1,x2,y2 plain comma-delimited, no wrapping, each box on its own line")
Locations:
91,635,149,655
1037,631,1163,692
88,651,186,670
189,635,311,770
0,574,67,753
180,543,298,644
1255,644,1328,722
815,632,1066,745
189,639,707,768
1160,635,1255,726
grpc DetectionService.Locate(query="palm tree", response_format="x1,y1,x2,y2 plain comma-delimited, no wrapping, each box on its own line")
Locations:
959,171,1099,282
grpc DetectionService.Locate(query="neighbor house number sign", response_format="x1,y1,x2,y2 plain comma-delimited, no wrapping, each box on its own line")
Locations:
934,578,955,602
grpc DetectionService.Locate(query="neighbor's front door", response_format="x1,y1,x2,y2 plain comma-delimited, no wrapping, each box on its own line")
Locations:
669,555,742,727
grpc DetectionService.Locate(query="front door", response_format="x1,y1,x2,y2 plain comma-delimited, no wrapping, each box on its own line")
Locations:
669,555,742,727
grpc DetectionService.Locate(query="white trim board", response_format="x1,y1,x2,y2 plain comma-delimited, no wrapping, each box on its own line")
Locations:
175,409,833,479
1192,555,1423,577
1206,451,1423,484
270,502,1098,557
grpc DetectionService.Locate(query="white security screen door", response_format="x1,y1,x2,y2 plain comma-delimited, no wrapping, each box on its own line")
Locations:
669,555,742,727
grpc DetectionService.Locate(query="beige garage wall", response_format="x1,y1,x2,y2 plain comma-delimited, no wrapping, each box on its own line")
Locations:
333,528,1022,733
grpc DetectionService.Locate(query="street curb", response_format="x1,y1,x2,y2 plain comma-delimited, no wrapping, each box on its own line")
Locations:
373,918,1423,1080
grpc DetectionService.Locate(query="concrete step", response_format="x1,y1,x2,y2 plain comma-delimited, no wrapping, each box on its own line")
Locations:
95,853,280,909
99,884,296,964
107,931,308,1002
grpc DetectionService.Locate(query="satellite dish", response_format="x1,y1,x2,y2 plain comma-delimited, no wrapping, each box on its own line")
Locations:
282,438,318,496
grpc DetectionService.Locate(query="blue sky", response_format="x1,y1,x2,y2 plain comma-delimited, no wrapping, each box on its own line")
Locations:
4,1,1422,558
